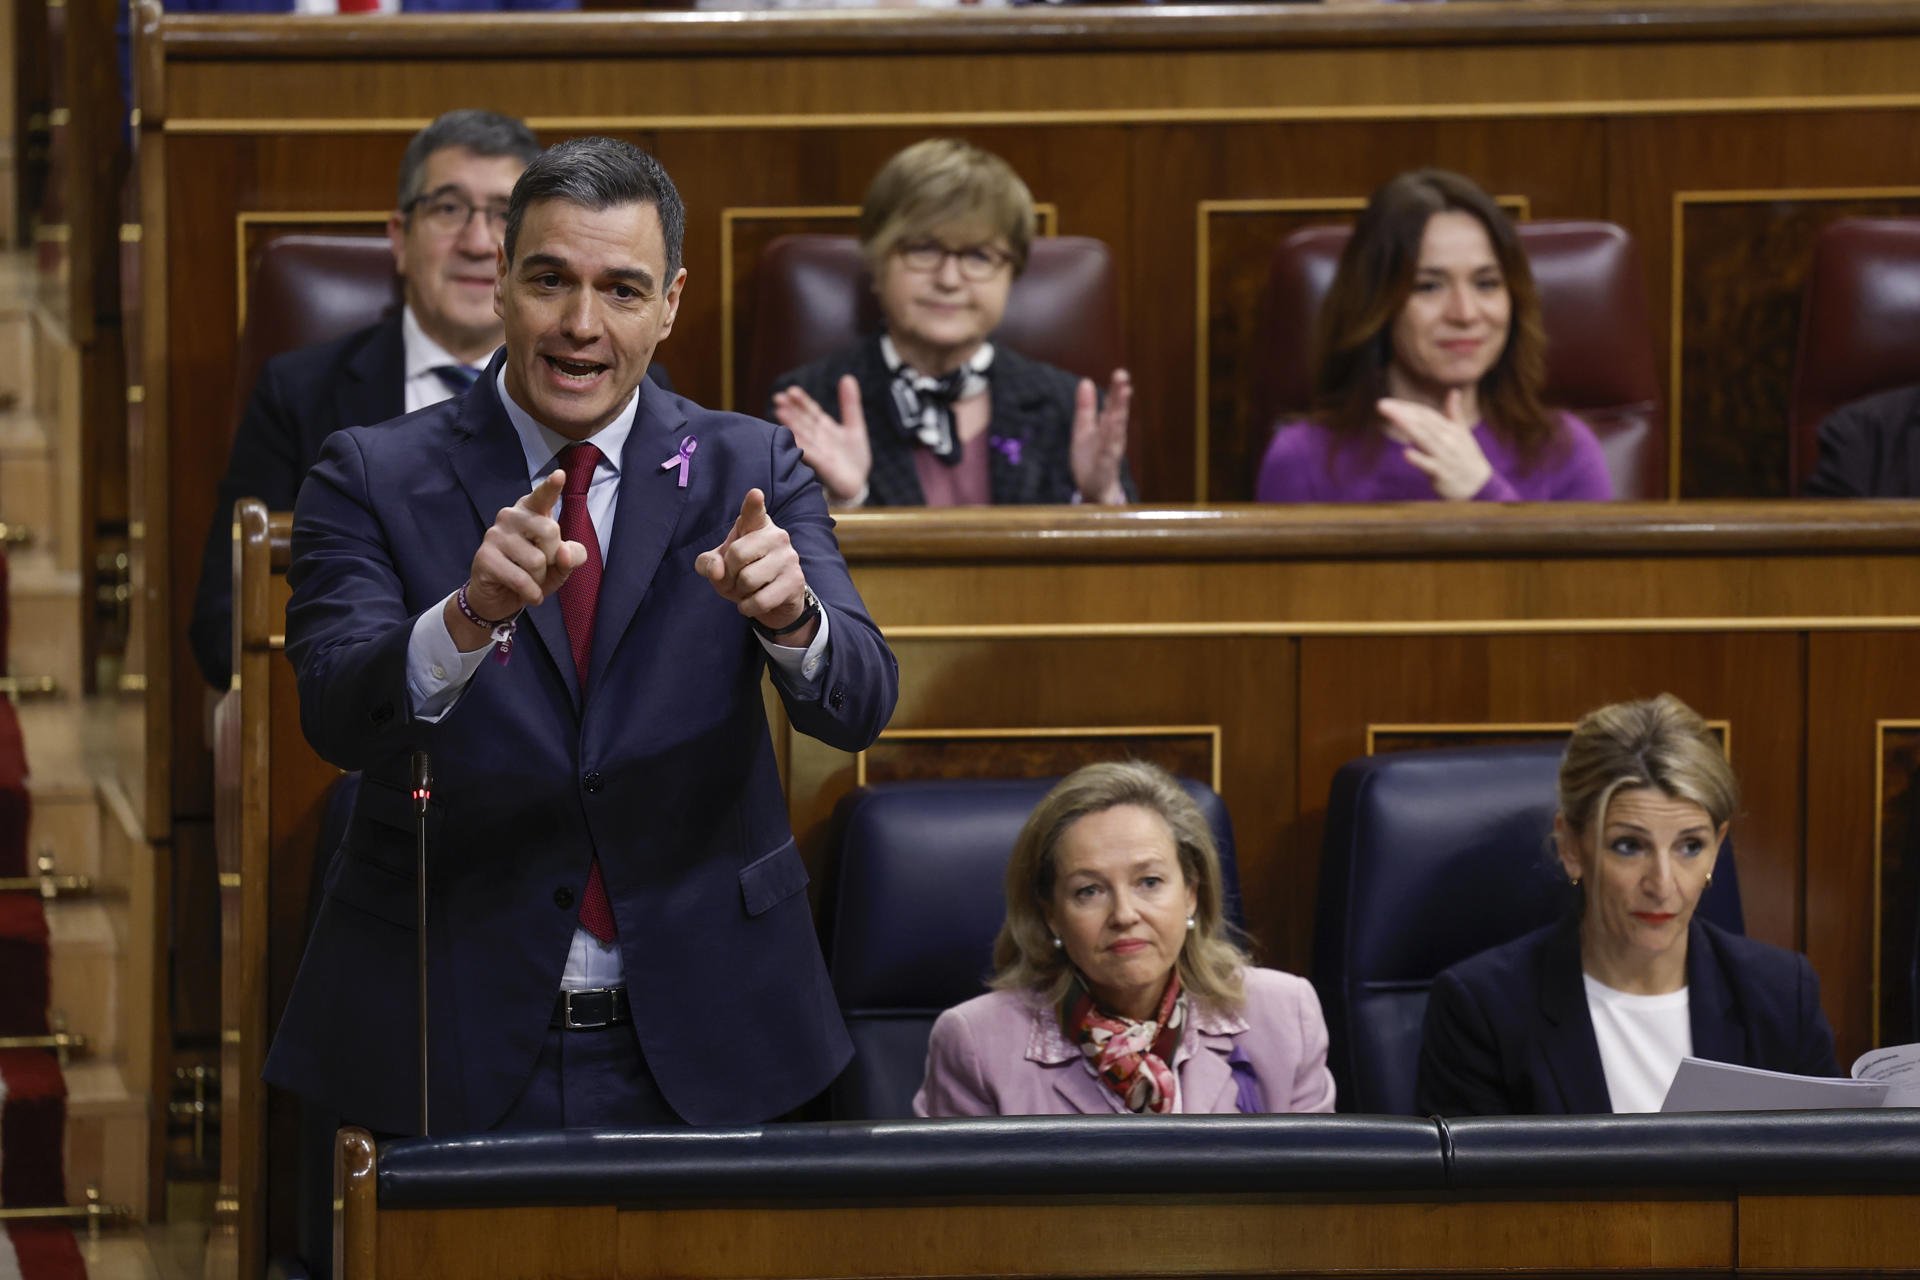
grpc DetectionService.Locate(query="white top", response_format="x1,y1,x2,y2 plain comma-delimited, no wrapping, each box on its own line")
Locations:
1583,974,1693,1114
401,307,489,415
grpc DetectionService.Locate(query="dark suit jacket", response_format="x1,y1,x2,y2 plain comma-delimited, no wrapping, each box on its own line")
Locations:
262,356,898,1135
1414,913,1839,1116
770,337,1135,507
1802,383,1920,498
190,314,673,688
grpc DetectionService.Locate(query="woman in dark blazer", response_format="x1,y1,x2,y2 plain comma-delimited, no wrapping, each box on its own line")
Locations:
767,139,1133,509
1416,694,1839,1116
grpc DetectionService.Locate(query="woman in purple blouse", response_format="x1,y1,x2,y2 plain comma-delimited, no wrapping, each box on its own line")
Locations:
1256,170,1612,504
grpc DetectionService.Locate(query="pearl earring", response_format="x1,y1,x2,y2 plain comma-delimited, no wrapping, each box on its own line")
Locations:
1186,915,1196,931
1704,872,1714,889
1051,935,1063,951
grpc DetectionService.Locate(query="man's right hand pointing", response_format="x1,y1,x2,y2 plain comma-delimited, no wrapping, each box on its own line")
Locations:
445,469,590,651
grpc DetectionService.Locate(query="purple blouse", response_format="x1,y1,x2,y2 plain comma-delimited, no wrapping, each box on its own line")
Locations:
1254,413,1614,503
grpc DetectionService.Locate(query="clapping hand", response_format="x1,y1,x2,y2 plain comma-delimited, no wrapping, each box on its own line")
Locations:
771,375,873,506
1377,389,1493,501
1070,368,1132,505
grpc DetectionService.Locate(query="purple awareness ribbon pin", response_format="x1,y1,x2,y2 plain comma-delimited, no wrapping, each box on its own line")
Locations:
989,435,1023,467
660,435,698,487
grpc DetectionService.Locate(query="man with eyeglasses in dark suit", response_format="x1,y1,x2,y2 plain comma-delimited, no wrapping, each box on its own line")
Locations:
188,110,671,690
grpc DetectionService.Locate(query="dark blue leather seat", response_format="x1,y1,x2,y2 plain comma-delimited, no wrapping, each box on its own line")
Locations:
825,776,1242,1120
1312,742,1744,1116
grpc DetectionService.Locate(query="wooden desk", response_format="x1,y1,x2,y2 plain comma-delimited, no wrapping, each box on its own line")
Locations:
219,501,1920,1280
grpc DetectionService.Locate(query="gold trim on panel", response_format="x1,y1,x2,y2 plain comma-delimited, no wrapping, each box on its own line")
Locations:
1668,186,1920,499
120,223,143,244
1192,196,1528,504
717,203,1058,414
233,210,390,333
854,723,1222,793
878,616,1920,641
1365,719,1732,756
162,95,1920,137
1868,718,1920,1049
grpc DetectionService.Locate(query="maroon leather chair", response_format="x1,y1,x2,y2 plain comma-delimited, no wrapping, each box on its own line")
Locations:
1788,218,1920,494
233,233,401,419
743,234,1120,417
1259,221,1665,499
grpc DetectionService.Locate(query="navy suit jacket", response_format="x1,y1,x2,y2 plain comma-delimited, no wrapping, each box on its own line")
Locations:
1415,913,1839,1116
1802,382,1920,499
262,358,898,1134
191,313,672,688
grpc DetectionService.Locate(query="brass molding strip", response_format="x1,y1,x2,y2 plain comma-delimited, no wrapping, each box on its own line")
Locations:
877,616,1920,640
163,94,1920,136
855,723,1223,791
1192,195,1526,503
1365,718,1732,756
233,210,389,332
1667,185,1920,498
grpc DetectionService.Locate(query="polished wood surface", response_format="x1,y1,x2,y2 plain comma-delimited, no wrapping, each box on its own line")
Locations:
328,1119,1920,1279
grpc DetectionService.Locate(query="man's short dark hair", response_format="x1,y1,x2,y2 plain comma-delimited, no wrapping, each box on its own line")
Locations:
503,136,686,277
396,109,542,210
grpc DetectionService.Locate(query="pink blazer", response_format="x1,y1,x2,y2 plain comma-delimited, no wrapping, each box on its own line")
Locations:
913,967,1337,1117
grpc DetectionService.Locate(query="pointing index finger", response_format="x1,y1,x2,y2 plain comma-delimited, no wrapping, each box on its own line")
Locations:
520,469,567,517
738,487,771,532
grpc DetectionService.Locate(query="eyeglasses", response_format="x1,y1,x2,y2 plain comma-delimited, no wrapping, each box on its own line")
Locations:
895,240,1014,281
406,192,511,238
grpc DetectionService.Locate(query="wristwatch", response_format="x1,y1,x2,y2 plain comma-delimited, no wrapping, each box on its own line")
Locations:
757,585,820,639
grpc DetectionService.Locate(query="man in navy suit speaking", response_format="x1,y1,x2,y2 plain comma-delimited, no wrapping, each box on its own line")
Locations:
263,136,899,1134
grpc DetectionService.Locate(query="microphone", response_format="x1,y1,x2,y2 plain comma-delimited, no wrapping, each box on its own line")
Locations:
412,750,432,1136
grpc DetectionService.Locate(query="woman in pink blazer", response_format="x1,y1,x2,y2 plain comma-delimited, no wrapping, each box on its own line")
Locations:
914,762,1336,1117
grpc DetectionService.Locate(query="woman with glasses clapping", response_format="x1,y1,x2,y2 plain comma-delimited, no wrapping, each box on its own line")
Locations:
767,140,1134,509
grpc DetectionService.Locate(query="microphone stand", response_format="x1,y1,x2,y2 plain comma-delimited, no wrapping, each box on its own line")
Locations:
412,751,433,1136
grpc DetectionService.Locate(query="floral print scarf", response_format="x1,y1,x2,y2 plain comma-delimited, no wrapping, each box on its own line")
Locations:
1060,972,1188,1114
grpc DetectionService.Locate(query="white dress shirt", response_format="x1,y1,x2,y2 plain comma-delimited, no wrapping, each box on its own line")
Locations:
400,307,494,415
402,367,831,988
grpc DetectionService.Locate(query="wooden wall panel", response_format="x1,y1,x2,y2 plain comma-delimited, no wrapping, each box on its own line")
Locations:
784,633,1299,967
1677,191,1920,498
1294,633,1806,995
1877,724,1920,1048
1806,633,1920,1067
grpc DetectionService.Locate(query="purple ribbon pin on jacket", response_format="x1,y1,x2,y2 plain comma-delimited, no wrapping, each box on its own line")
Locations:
989,434,1022,467
660,435,698,487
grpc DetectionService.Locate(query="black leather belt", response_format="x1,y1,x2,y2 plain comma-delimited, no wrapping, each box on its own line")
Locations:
551,987,631,1030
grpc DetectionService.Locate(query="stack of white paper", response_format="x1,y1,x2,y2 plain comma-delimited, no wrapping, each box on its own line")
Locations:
1660,1042,1920,1112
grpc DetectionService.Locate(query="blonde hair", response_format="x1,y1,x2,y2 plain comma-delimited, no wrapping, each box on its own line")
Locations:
1558,693,1738,856
858,139,1036,275
990,761,1248,1012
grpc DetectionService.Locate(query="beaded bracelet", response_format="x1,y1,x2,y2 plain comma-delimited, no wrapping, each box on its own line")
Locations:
456,581,521,666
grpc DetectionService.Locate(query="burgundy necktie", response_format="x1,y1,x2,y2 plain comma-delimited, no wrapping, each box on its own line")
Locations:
556,442,616,944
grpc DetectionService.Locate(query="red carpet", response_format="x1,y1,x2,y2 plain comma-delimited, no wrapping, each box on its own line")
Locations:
0,653,87,1275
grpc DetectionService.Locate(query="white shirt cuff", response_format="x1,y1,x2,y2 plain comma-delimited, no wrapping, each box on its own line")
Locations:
406,592,496,722
756,606,831,692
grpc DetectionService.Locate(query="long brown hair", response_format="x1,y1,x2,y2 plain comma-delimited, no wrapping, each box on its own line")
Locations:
1310,169,1554,456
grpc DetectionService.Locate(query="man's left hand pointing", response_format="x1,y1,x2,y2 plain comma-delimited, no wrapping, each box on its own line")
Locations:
696,488,818,645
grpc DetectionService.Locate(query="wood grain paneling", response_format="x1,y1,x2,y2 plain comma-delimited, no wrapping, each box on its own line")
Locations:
857,728,1215,788
1880,724,1920,1048
1805,633,1920,1067
1677,190,1920,498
